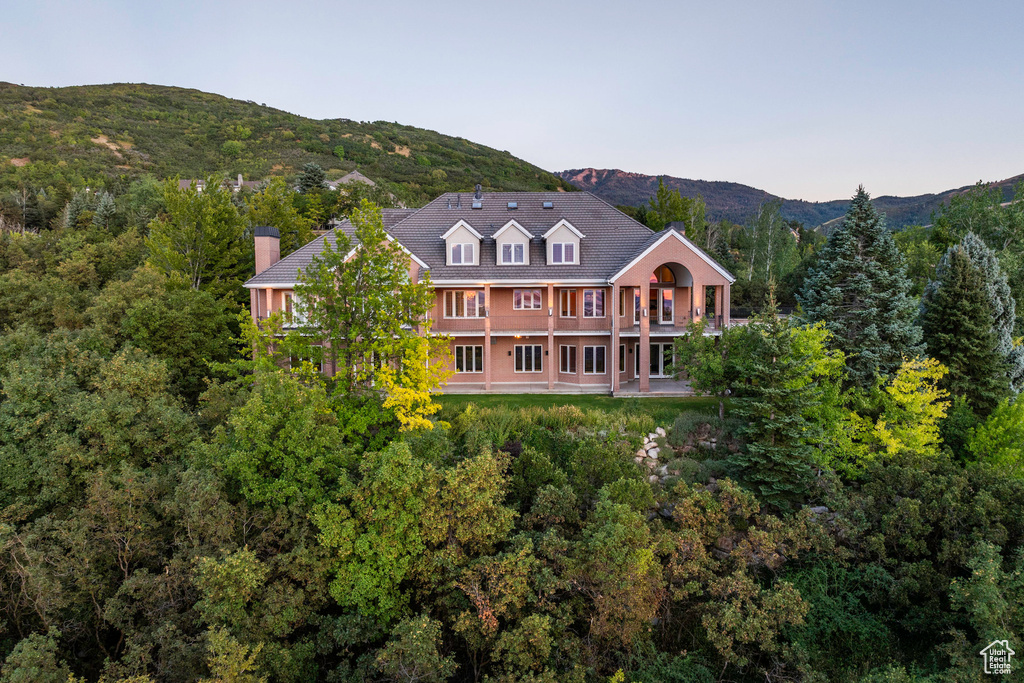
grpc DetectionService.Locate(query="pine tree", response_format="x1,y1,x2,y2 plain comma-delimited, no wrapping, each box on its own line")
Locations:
732,292,820,510
62,190,91,229
298,163,326,194
92,191,116,228
797,186,922,387
924,232,1024,394
920,244,1010,415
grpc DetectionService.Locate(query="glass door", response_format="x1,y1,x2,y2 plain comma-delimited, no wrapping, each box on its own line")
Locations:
649,343,673,378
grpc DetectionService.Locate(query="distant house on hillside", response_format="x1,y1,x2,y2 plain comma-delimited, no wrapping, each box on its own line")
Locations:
324,170,376,191
178,174,263,193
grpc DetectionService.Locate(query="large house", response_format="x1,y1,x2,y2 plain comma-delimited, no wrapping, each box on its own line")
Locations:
244,189,735,395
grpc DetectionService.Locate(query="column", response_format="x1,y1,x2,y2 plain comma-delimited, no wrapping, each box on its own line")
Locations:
640,280,651,393
484,284,492,391
611,283,620,393
547,284,555,390
715,285,724,328
264,287,273,316
723,283,731,327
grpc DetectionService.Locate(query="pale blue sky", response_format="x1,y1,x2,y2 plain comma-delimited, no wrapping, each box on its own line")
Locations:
3,0,1022,201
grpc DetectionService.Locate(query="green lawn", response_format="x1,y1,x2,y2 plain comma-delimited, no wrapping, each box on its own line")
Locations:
436,393,723,424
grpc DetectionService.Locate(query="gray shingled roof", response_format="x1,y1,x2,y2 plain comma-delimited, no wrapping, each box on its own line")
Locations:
245,209,416,286
245,192,735,287
385,192,658,282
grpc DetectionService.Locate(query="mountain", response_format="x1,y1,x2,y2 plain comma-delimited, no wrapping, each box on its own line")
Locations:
558,168,1024,230
0,82,574,205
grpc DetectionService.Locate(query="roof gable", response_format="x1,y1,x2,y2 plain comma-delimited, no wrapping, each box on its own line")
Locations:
493,219,533,240
441,219,483,240
608,229,736,283
542,219,584,240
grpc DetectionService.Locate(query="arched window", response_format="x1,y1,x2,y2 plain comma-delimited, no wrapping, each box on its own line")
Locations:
650,265,675,284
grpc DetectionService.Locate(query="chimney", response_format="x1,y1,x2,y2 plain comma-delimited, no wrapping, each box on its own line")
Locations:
254,226,280,275
665,221,686,235
237,173,243,188
474,183,482,200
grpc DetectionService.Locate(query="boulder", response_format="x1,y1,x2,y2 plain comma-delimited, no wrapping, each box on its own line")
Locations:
648,432,658,441
634,456,645,465
648,447,660,459
648,475,660,484
636,449,646,459
656,427,666,437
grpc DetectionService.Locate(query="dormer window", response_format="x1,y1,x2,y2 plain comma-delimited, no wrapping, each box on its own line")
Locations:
451,242,475,264
543,219,584,266
551,242,575,264
493,219,532,266
442,219,483,266
501,243,525,264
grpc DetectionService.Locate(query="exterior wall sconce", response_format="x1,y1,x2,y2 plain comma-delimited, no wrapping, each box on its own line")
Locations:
642,309,647,317
548,307,552,316
507,351,512,356
696,307,701,316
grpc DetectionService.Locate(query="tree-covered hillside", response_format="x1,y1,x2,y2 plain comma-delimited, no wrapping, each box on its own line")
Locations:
560,167,1024,230
0,82,573,205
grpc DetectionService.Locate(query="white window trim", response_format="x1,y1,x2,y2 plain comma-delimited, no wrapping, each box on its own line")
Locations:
514,344,544,373
559,345,577,374
583,289,605,318
283,292,307,326
583,345,607,375
550,242,577,265
559,289,577,318
500,242,526,265
513,289,542,311
450,242,476,265
444,290,486,318
454,345,484,373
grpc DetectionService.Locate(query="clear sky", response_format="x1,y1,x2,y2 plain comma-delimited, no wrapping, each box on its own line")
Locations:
3,0,1022,201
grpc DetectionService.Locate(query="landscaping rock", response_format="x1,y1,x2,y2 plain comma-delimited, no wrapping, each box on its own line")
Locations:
648,475,660,484
648,448,660,459
636,449,646,459
656,427,666,437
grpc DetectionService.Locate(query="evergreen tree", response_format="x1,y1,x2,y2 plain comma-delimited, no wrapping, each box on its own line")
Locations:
797,186,922,386
919,244,1010,415
92,191,116,229
62,190,91,229
297,162,326,194
924,232,1024,394
732,292,820,510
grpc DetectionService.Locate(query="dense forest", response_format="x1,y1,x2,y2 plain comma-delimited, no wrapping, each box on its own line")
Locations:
0,160,1022,683
0,82,573,214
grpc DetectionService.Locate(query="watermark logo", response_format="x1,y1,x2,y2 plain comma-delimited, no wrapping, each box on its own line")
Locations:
980,640,1014,675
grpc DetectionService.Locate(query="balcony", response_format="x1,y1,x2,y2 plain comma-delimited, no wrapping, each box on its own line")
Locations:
554,316,612,332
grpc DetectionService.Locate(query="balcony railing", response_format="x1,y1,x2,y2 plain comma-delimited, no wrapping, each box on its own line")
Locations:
554,316,612,331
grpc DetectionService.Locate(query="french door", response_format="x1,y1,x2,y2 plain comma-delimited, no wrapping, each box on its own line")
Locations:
650,343,673,378
649,288,673,324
